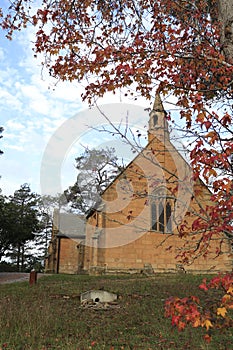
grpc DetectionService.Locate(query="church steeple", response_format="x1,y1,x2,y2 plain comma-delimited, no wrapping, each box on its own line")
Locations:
148,93,169,143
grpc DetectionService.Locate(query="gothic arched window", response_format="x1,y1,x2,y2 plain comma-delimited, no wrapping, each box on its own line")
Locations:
151,188,173,233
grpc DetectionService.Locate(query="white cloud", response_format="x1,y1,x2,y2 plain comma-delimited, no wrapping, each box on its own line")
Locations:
6,144,24,151
0,15,164,197
0,89,22,111
5,120,25,131
0,47,5,61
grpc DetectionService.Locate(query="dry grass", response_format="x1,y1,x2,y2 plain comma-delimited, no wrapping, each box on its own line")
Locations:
0,273,232,349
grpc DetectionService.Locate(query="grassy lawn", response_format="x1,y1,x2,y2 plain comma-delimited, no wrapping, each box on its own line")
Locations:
0,273,232,350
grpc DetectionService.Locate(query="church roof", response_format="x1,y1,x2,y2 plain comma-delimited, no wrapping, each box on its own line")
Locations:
56,213,86,238
85,93,195,217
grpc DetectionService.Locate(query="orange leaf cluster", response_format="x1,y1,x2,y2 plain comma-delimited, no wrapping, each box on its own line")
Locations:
165,273,233,342
1,0,232,105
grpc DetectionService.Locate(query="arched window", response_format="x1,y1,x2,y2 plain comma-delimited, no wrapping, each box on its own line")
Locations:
153,114,158,126
151,188,173,233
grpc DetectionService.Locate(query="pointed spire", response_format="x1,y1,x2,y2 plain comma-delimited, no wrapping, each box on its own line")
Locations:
148,92,169,143
152,92,165,113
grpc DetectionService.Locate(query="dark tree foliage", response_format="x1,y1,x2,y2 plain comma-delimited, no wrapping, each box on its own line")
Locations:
0,193,10,260
0,184,41,270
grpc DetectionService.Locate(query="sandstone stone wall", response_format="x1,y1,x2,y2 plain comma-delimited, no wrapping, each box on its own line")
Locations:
58,238,80,274
48,96,233,275
83,133,232,274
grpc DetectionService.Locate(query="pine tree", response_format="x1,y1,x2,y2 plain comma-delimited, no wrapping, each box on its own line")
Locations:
7,184,41,271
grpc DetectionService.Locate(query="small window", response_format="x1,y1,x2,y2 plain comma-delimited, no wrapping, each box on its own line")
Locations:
151,190,173,233
166,202,172,232
151,203,157,231
153,114,158,126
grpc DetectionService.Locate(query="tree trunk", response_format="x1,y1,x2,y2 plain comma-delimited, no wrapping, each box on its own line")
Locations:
21,245,25,271
217,0,233,63
16,243,21,272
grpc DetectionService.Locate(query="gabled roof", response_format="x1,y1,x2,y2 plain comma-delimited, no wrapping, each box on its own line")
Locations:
57,213,86,238
86,94,191,217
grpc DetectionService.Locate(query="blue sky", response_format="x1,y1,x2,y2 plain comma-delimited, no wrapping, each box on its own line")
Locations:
0,11,152,197
0,23,82,195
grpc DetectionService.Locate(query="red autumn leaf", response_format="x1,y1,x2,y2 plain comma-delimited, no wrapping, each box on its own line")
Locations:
203,334,212,343
204,121,212,130
171,315,181,326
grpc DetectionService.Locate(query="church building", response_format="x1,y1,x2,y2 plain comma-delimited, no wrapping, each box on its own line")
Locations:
45,95,232,274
